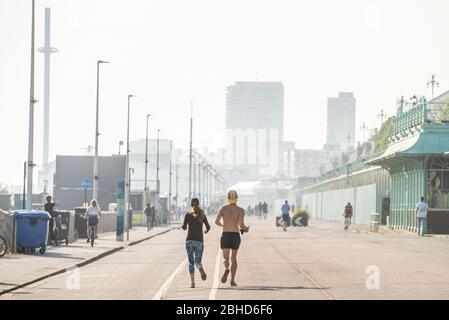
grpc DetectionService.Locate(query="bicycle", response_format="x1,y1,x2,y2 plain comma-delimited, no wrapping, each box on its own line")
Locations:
282,215,289,232
85,215,100,247
0,236,7,257
344,215,351,230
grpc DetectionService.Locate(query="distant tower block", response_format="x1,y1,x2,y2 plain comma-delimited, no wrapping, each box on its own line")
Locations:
38,8,58,165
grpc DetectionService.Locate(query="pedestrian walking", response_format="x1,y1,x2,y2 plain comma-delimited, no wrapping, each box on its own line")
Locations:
263,201,268,219
258,201,263,220
416,196,428,236
44,195,59,244
215,190,249,287
144,203,154,231
281,200,291,231
182,198,210,288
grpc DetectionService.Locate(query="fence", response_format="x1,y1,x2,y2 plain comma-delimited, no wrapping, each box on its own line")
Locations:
302,184,379,225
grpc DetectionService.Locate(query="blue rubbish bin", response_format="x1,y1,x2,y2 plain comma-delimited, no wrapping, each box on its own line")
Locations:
15,210,51,255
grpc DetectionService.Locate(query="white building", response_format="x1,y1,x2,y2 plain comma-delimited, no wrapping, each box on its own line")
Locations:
225,81,284,177
326,92,356,153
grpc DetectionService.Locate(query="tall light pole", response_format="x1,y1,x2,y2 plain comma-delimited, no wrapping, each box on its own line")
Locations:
168,140,173,224
193,151,197,197
38,7,57,167
156,129,161,208
26,0,38,210
175,149,179,220
197,156,201,202
125,94,136,241
93,59,110,201
144,114,152,211
360,122,368,143
377,109,387,124
189,101,193,200
427,74,440,99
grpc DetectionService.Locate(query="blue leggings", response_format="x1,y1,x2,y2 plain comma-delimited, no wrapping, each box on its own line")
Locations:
186,240,204,273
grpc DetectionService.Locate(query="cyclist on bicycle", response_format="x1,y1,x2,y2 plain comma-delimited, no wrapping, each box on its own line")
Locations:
343,202,353,230
281,200,291,231
84,199,101,246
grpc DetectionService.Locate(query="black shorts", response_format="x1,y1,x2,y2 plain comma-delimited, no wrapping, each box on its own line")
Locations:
221,232,241,250
88,216,99,226
282,215,290,223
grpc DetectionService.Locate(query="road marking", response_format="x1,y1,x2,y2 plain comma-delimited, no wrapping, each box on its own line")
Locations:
152,258,187,300
209,249,222,300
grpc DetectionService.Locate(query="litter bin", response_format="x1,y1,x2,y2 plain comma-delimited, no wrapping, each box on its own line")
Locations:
15,210,50,255
0,209,14,256
369,213,380,232
53,210,75,245
74,207,88,238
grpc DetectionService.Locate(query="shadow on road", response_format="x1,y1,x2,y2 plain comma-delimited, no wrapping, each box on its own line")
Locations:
218,285,325,291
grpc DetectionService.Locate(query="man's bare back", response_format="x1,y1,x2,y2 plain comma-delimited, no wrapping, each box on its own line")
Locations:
215,204,249,233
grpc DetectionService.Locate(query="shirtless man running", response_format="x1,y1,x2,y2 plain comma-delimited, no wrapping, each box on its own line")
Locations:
215,190,250,287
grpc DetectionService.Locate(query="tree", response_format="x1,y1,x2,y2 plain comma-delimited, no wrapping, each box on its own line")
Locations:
374,117,393,153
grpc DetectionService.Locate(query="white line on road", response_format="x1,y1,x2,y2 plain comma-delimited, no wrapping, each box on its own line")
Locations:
152,258,187,300
209,249,222,300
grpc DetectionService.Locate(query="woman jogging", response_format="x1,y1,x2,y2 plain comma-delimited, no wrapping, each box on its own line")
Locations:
84,199,102,247
182,198,211,288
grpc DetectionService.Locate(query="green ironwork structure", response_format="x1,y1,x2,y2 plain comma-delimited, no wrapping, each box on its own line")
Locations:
367,90,449,234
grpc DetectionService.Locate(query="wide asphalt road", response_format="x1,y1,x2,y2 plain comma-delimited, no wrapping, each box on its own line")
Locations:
2,216,449,300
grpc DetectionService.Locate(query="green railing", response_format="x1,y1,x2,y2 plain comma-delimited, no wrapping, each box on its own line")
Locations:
392,102,426,136
391,98,449,138
301,152,384,189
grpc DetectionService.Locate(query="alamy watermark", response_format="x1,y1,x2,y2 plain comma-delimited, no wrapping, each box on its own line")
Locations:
65,265,80,290
365,265,380,290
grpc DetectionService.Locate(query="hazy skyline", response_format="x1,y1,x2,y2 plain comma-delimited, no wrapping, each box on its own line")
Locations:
1,0,449,187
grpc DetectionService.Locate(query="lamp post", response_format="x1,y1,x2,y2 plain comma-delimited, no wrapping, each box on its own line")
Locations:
189,101,193,200
156,129,161,217
118,140,124,155
143,114,152,220
93,59,110,201
125,94,136,241
26,0,37,210
168,140,173,224
175,149,179,220
193,150,197,197
427,74,440,99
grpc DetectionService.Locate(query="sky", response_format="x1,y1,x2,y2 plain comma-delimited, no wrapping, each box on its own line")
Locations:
1,0,449,188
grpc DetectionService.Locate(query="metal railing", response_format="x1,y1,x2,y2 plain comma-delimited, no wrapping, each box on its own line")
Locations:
392,99,449,138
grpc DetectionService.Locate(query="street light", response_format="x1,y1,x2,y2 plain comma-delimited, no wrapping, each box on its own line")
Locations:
26,0,37,210
156,129,161,206
144,114,153,213
125,94,137,241
427,74,440,99
93,59,110,201
118,140,124,155
189,101,193,200
168,140,173,224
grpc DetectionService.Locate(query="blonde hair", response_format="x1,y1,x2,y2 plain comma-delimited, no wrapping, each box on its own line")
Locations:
228,190,238,204
90,199,98,208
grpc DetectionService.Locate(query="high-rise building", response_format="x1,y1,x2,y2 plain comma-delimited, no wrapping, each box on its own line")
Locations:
326,92,356,153
225,81,284,176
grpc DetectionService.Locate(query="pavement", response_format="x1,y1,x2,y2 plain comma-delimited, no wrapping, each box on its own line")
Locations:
1,216,449,300
0,224,180,296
